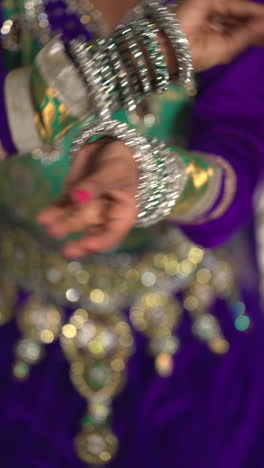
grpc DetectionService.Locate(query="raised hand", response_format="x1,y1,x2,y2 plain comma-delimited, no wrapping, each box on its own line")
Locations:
176,0,264,72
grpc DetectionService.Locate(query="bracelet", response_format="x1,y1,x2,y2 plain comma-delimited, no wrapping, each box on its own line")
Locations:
69,119,161,225
113,26,143,101
106,37,137,112
143,1,195,93
32,6,196,144
69,119,187,227
70,40,111,119
67,6,195,115
90,40,117,100
141,139,187,225
113,24,151,97
131,19,170,94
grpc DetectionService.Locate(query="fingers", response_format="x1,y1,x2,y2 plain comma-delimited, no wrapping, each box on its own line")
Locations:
226,0,264,19
36,205,66,226
45,200,104,239
224,19,264,62
38,174,137,256
37,179,100,236
65,139,105,189
37,179,92,221
37,139,138,257
62,191,137,258
62,221,128,258
209,0,264,65
37,141,103,227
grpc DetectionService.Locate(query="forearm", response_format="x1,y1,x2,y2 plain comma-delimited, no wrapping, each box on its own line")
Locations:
181,130,257,248
3,18,191,155
168,148,236,226
0,43,94,157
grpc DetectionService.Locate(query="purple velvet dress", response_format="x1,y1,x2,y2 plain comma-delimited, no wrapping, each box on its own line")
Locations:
1,2,264,468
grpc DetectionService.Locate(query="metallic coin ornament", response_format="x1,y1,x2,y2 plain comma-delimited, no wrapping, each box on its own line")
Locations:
130,293,182,376
0,221,236,465
15,337,44,365
13,297,63,378
70,360,124,400
61,308,133,361
61,307,133,465
75,426,118,465
0,16,23,52
61,308,133,399
17,296,63,344
130,292,182,337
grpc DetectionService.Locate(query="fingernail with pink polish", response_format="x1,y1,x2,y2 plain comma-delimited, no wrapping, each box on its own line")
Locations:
72,189,92,204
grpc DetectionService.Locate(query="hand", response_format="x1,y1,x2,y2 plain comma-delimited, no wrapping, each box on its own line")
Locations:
176,0,264,72
36,140,138,258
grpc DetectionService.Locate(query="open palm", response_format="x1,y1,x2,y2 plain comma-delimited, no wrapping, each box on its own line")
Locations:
37,140,138,258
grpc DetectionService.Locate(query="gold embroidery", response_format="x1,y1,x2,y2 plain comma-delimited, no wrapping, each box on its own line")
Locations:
0,224,237,465
169,151,223,221
170,151,236,224
31,64,78,143
197,156,237,223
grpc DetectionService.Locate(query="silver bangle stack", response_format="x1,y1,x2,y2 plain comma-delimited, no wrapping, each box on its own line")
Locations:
66,2,192,226
131,18,170,94
70,40,112,120
143,1,195,93
105,37,137,112
69,119,187,227
69,2,195,114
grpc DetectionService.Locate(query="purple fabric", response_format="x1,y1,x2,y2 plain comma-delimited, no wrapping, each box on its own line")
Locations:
45,1,94,43
1,2,264,468
182,46,264,248
0,71,17,155
0,3,17,155
1,269,264,468
0,0,95,158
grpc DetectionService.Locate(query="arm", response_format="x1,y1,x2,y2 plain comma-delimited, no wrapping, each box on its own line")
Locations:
38,43,264,257
2,0,264,157
180,45,264,247
36,28,264,255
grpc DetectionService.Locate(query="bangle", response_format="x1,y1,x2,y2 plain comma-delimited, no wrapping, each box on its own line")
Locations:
143,1,195,93
138,139,187,226
70,40,111,119
106,37,137,112
131,19,170,93
69,119,161,224
69,119,187,227
66,4,195,116
113,26,143,101
90,38,117,102
113,24,151,97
